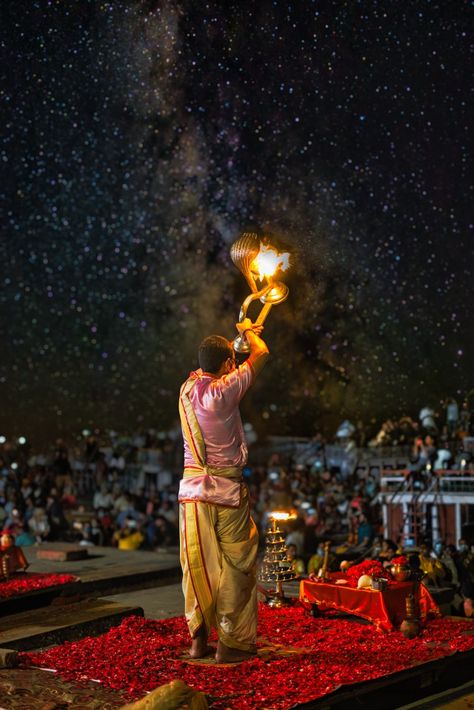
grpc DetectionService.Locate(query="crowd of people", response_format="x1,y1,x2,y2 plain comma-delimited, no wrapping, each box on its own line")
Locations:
0,392,472,616
0,433,181,551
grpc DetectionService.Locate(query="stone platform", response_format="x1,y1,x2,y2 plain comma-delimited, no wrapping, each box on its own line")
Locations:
0,598,143,650
24,543,181,592
0,544,181,617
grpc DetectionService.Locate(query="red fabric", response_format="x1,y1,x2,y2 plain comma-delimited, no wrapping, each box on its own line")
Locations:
300,576,440,632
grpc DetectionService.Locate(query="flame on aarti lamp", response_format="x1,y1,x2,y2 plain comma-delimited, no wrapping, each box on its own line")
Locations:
270,510,296,522
251,244,290,281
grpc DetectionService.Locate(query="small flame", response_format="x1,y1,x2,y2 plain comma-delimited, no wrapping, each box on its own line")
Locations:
270,510,296,521
251,244,290,281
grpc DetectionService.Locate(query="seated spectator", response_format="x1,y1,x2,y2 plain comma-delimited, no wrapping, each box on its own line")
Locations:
52,449,72,489
113,518,144,550
157,499,178,527
113,489,133,514
367,536,383,559
14,523,35,547
364,475,378,499
96,508,115,545
419,406,438,435
378,538,397,562
438,542,464,588
29,507,50,543
46,494,68,541
116,499,142,529
287,543,305,578
458,540,474,581
419,543,447,586
23,497,35,524
94,452,108,486
307,542,334,577
434,447,453,471
146,515,178,549
93,484,113,511
285,519,305,556
355,512,374,549
80,517,104,546
61,485,78,510
461,580,474,618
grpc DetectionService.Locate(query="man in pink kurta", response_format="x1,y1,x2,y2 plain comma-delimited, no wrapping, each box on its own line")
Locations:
179,318,269,663
183,357,254,471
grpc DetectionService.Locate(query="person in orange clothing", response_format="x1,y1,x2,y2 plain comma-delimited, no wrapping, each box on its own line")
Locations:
0,531,29,578
419,542,446,586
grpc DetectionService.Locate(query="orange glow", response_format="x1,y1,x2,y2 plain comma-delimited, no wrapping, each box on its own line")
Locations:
251,244,290,281
270,510,296,521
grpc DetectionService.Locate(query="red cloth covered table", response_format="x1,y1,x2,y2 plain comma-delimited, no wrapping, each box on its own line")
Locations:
299,576,440,632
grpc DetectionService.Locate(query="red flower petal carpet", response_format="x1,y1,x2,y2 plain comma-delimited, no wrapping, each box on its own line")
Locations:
20,604,474,710
0,572,78,598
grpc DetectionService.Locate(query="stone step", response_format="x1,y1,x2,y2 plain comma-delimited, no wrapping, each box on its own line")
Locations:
0,566,181,617
0,598,143,650
0,578,83,617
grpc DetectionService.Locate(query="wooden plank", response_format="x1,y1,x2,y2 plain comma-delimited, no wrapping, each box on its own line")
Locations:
36,544,89,561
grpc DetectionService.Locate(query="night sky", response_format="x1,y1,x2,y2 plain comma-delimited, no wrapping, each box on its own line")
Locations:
2,1,472,442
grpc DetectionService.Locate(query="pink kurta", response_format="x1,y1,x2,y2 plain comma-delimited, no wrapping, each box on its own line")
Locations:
183,361,254,469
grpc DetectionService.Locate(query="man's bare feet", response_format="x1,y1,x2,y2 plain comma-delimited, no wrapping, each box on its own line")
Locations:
215,640,256,664
189,626,213,659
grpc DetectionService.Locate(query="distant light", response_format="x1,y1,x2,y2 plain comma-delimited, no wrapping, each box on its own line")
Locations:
300,501,311,510
11,462,18,470
18,436,26,445
0,436,5,444
82,429,91,437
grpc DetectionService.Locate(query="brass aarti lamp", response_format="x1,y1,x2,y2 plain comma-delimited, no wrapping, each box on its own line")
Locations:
230,232,290,353
259,511,297,608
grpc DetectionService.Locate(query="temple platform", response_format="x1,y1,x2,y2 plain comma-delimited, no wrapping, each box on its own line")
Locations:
0,547,472,709
0,543,181,616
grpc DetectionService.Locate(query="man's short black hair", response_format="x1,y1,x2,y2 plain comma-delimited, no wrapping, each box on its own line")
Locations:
198,335,233,374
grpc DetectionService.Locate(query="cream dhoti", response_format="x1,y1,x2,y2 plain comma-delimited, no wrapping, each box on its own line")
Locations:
180,468,258,652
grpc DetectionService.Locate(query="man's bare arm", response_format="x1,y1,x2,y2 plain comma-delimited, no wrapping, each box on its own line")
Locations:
236,318,269,376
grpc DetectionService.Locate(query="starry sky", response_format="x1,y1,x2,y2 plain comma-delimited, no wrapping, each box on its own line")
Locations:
2,1,472,442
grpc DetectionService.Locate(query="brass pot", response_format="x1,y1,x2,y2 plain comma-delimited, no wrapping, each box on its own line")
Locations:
400,616,420,639
390,564,411,582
